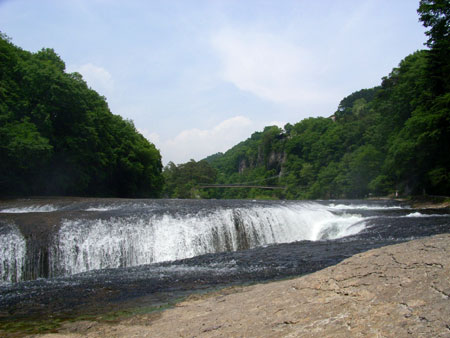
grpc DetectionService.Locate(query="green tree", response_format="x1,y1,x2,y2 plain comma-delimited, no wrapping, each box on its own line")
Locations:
163,160,217,198
0,34,163,197
418,0,450,95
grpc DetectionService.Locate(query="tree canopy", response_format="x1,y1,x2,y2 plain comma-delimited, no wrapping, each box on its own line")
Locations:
0,34,163,197
162,160,217,198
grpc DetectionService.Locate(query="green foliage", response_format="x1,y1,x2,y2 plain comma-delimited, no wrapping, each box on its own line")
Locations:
166,2,450,199
335,87,379,122
418,0,450,47
204,45,449,199
0,34,163,197
163,160,218,198
418,0,450,96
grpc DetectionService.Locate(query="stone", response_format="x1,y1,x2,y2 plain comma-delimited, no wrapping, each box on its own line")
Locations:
31,234,450,337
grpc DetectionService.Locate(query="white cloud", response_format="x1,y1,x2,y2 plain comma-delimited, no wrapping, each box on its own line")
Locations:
211,29,338,106
67,63,114,95
267,121,285,128
160,116,284,165
138,128,160,145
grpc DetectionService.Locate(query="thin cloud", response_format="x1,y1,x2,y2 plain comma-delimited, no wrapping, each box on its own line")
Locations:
68,63,114,95
211,29,338,106
159,116,287,165
162,116,252,164
138,128,160,145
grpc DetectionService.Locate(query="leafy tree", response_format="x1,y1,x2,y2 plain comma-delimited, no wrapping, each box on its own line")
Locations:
418,0,450,95
0,34,163,197
163,160,217,198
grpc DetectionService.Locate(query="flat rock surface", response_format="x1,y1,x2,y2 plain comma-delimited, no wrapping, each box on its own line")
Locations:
33,234,450,337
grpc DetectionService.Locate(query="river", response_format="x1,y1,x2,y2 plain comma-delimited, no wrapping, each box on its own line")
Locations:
0,198,449,320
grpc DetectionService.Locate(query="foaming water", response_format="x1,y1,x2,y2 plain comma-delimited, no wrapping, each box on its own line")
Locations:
49,202,366,276
0,223,26,283
2,199,450,320
0,205,58,213
326,203,406,210
2,199,432,282
404,212,448,218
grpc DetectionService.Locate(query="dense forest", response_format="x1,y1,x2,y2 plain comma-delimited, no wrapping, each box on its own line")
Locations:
0,34,163,197
163,0,450,200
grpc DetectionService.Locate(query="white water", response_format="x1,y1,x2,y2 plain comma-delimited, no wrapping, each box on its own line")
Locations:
0,224,26,284
326,203,407,210
0,205,58,213
404,212,447,218
50,203,366,276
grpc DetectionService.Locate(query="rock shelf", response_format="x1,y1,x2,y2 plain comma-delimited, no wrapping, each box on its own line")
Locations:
33,234,450,337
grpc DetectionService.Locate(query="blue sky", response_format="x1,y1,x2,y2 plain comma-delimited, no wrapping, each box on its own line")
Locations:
0,0,426,164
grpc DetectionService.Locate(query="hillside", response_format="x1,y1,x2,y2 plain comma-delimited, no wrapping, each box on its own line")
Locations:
165,2,449,200
203,49,448,199
0,34,163,197
165,48,448,200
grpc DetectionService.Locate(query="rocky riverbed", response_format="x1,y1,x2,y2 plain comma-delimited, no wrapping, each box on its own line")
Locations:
26,234,450,337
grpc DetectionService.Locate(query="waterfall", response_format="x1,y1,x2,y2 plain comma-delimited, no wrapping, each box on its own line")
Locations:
48,203,365,277
0,223,26,283
0,200,377,282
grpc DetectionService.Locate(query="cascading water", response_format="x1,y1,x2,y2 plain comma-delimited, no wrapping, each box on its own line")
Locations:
48,202,366,277
2,198,450,321
6,199,435,283
0,223,26,283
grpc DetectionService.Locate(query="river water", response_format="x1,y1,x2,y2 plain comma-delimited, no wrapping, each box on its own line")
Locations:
0,198,449,319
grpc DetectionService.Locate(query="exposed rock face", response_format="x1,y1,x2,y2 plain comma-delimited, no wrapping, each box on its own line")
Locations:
33,234,450,337
237,148,286,174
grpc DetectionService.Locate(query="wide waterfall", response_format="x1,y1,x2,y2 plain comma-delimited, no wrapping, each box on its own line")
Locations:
1,198,450,321
49,203,365,277
0,199,371,282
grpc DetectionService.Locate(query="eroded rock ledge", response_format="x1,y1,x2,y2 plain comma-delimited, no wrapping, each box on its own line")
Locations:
36,234,450,337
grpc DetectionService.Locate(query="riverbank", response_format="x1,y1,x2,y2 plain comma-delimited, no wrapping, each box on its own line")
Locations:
408,195,450,209
28,233,450,337
367,194,450,209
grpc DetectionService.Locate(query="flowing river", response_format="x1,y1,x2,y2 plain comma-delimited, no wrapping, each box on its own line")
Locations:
0,198,449,319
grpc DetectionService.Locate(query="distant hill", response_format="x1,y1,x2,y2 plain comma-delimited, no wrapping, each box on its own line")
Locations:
202,49,449,199
174,2,449,200
164,45,449,199
163,1,449,200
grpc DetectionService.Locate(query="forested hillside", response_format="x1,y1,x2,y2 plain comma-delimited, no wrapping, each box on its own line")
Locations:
0,34,163,197
2,1,447,200
164,1,449,199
